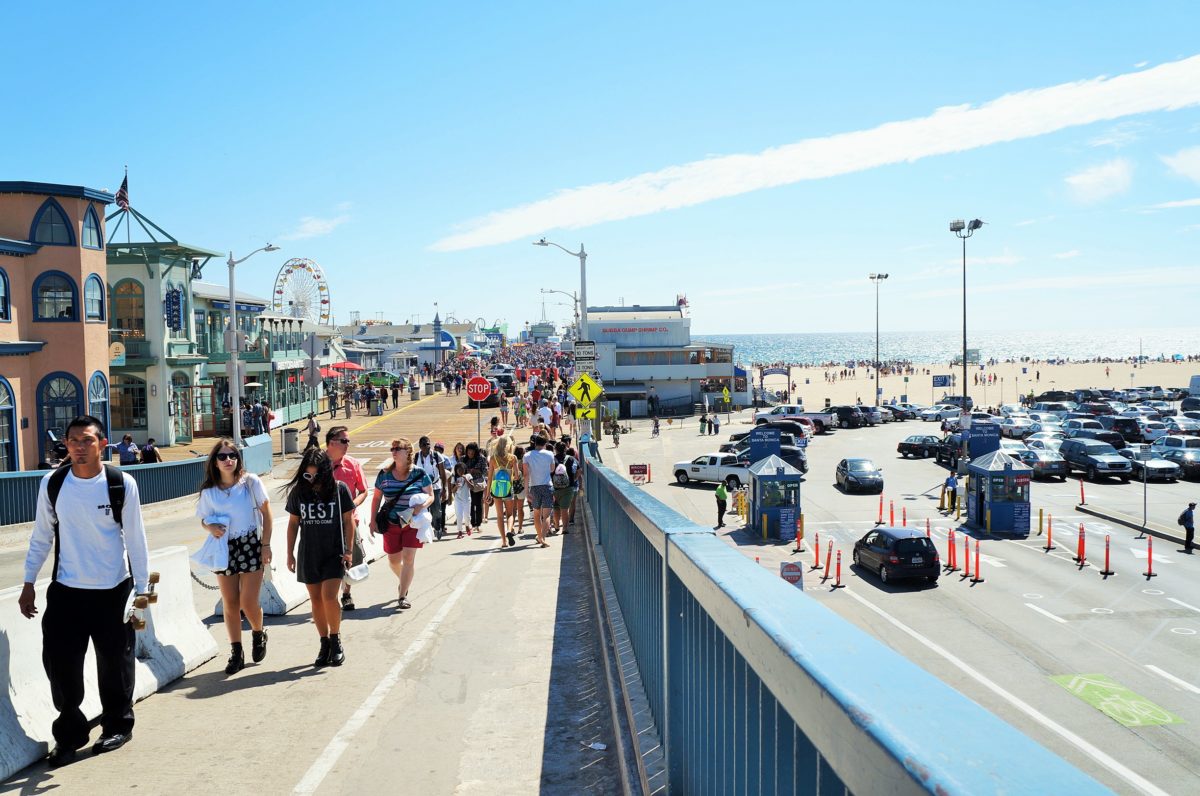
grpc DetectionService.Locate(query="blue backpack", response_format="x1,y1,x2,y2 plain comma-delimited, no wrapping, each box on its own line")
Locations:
490,468,513,499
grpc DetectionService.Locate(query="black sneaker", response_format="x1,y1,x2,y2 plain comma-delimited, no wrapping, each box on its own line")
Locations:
341,592,355,611
251,630,268,663
314,637,331,667
224,644,244,675
328,634,345,666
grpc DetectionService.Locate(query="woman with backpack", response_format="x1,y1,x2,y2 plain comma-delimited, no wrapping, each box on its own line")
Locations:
196,438,274,675
283,450,356,666
551,440,578,535
488,436,519,548
460,442,487,534
369,438,433,609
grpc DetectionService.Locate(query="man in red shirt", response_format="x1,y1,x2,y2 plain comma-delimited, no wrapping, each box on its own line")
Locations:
325,426,368,610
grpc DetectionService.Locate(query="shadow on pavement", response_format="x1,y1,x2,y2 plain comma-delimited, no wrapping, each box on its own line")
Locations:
166,664,324,699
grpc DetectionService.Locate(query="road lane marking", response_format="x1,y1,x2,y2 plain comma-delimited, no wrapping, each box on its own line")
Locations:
843,589,1170,796
1052,674,1183,728
1026,603,1068,624
293,547,496,794
1145,665,1200,695
1166,597,1200,614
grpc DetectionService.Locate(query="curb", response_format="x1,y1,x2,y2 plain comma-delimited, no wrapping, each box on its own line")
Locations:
1075,503,1186,546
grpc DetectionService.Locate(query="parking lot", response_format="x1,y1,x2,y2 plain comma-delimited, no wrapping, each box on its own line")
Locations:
603,409,1200,796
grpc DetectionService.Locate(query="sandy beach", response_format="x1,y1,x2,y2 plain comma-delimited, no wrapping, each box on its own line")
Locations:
753,360,1199,411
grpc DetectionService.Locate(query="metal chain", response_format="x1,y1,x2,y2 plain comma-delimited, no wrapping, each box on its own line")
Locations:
189,568,221,591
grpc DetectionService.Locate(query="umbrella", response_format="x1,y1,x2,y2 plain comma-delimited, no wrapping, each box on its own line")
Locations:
331,361,364,371
320,367,337,378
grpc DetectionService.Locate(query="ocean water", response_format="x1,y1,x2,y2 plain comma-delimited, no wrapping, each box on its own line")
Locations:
693,328,1200,366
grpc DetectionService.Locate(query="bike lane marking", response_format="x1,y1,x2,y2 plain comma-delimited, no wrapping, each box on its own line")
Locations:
1051,674,1183,728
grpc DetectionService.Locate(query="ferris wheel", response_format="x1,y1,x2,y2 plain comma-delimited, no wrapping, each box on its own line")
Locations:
272,258,331,325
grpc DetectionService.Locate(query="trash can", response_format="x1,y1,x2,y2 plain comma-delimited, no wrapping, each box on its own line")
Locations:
434,381,442,392
410,387,420,402
424,382,435,396
283,427,299,454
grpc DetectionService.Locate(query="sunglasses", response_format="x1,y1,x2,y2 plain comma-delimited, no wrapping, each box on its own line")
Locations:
333,438,350,444
216,452,240,462
391,446,411,453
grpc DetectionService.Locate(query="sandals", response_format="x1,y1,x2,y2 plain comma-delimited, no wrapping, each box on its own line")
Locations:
398,596,412,610
506,531,516,546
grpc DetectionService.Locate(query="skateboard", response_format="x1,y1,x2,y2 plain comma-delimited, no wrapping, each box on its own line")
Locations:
124,571,160,630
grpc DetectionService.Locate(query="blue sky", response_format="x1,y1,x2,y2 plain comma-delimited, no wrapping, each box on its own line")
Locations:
4,2,1200,335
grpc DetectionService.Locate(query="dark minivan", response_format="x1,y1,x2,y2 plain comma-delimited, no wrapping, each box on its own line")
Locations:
1098,415,1142,443
830,405,866,429
853,527,940,585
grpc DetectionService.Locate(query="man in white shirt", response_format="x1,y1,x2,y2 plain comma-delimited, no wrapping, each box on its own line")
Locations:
536,400,553,427
19,415,150,768
522,434,556,548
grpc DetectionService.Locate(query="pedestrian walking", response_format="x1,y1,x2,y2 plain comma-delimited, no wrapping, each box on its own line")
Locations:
19,415,150,767
328,390,339,420
451,462,471,537
196,437,274,674
489,435,519,547
1179,501,1196,553
500,395,510,427
461,442,488,533
415,437,449,539
512,446,527,531
652,417,660,437
369,438,433,609
114,434,140,465
139,438,161,464
712,414,720,436
327,426,368,611
304,413,321,451
523,434,556,548
699,413,707,435
283,449,355,666
551,440,579,534
344,387,353,419
715,481,728,528
379,386,389,411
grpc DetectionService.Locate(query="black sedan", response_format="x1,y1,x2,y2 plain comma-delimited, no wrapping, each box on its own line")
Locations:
836,458,883,493
852,527,940,584
897,434,940,458
1160,449,1200,480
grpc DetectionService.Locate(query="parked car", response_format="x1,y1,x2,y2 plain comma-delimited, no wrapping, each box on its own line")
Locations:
720,432,796,452
1150,435,1200,455
1032,401,1073,419
920,404,961,422
1096,415,1142,443
1160,449,1200,480
1058,438,1133,482
939,394,975,411
1062,419,1104,437
998,403,1026,417
755,405,835,433
897,434,941,458
1028,420,1064,436
1163,416,1200,435
1181,397,1200,412
829,406,867,429
1118,444,1181,482
889,403,923,420
835,458,883,493
1070,429,1127,450
852,527,940,585
753,404,808,424
1011,448,1069,480
673,454,749,488
999,416,1035,438
754,418,816,439
1166,388,1190,401
1026,436,1065,453
730,444,809,474
860,406,884,426
935,434,964,467
1136,419,1169,443
1078,402,1115,417
876,406,902,422
1136,386,1166,401
999,439,1029,455
1033,390,1074,403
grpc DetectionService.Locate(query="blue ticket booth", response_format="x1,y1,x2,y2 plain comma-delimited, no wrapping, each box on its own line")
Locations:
748,455,803,543
965,450,1032,537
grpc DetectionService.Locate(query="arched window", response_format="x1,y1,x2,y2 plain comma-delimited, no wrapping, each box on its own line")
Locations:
30,198,75,246
88,372,109,435
38,373,82,460
112,279,145,335
82,205,103,249
0,267,9,322
32,271,78,321
111,374,148,430
85,274,105,321
0,377,17,472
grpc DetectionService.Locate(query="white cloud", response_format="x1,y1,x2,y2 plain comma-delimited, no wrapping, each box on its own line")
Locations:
1134,61,1149,69
280,213,350,240
1087,121,1148,148
1161,145,1200,182
1064,158,1133,203
431,55,1200,251
1147,197,1200,209
1053,249,1082,259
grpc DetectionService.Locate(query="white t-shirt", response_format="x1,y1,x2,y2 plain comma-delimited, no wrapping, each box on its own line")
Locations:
524,448,556,487
415,450,446,491
196,473,270,539
537,406,553,425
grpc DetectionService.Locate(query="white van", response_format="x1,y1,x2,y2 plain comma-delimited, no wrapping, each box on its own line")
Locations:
1189,375,1200,397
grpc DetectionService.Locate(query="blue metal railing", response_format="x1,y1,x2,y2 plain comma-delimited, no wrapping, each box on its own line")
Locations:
583,452,1109,795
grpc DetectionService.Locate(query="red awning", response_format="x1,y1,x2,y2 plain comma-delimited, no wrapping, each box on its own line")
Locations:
320,367,337,378
331,361,364,371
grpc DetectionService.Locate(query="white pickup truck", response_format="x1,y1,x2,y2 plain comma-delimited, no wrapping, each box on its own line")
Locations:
673,453,751,488
753,403,837,433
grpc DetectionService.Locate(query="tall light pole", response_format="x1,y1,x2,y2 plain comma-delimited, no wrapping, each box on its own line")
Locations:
227,244,279,447
533,240,587,342
869,273,888,406
540,287,579,339
950,218,982,472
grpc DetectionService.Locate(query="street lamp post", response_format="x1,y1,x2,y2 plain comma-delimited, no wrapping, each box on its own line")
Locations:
533,240,587,342
540,287,579,339
869,273,888,407
950,218,983,473
227,244,279,448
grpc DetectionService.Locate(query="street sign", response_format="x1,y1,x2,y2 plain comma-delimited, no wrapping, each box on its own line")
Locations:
933,375,951,388
569,372,602,405
573,340,596,359
576,406,597,420
466,376,491,402
302,333,322,358
722,386,730,402
779,561,804,590
303,359,322,389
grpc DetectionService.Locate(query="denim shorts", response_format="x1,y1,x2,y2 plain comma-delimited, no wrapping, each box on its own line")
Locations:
528,484,554,510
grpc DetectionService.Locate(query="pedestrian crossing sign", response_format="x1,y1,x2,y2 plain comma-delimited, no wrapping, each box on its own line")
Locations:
576,406,597,420
569,372,602,405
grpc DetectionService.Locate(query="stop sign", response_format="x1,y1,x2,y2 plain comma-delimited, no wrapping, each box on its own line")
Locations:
466,376,491,402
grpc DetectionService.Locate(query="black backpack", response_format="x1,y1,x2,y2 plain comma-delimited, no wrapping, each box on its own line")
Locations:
46,464,126,581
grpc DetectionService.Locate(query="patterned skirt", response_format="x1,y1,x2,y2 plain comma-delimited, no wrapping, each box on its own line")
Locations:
219,532,264,575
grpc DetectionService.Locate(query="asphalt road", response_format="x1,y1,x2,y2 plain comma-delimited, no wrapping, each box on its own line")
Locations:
607,410,1200,796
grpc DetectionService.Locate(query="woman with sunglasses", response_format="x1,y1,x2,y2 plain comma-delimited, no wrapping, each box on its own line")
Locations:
368,438,432,609
196,438,273,674
325,426,368,611
283,450,355,666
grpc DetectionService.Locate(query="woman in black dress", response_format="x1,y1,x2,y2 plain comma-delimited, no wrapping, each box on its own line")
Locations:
284,449,355,666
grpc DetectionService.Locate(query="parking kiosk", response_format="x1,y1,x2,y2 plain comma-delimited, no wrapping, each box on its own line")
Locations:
748,454,803,543
965,450,1032,537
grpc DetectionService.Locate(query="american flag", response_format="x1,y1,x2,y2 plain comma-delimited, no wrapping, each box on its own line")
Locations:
115,175,129,210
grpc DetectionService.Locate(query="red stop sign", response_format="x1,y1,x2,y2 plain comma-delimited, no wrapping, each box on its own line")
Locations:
466,376,491,402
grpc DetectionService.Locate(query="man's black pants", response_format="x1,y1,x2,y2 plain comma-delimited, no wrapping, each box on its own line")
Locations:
1187,524,1195,552
431,490,446,533
716,499,727,527
42,579,135,749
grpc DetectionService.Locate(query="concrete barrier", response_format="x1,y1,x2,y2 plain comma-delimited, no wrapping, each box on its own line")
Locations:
0,546,217,779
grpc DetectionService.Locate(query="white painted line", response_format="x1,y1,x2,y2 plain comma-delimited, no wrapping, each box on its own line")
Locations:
293,548,496,794
1145,664,1200,695
844,589,1169,796
1166,597,1200,614
1170,628,1197,636
1025,603,1068,624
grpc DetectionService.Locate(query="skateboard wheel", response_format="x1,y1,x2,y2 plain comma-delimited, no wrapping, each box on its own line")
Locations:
147,572,161,584
131,617,146,630
134,596,149,610
146,593,159,604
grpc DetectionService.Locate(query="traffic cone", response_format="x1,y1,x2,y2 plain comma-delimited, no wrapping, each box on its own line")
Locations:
962,533,972,579
877,493,883,524
821,541,833,582
1100,534,1115,577
1074,523,1087,567
1079,477,1086,505
971,539,985,584
1043,515,1056,551
926,518,931,538
946,529,959,572
833,550,845,589
889,500,894,526
811,531,822,570
902,507,907,526
1144,537,1158,579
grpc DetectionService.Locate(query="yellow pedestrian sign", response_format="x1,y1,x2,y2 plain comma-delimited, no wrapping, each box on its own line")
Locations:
576,406,597,420
722,386,730,402
569,372,602,405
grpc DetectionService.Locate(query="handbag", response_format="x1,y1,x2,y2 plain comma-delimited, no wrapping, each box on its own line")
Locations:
192,533,229,571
